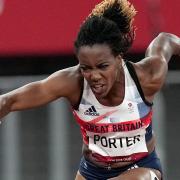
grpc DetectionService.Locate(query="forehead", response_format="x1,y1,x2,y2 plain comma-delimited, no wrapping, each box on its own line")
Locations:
77,44,113,61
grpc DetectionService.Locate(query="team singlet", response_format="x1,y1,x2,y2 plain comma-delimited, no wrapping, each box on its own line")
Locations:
73,61,152,163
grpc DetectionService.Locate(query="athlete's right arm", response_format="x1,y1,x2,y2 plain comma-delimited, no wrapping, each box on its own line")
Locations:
0,65,82,119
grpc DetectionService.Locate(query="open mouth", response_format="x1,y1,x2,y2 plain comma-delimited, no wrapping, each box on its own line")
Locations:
91,84,105,94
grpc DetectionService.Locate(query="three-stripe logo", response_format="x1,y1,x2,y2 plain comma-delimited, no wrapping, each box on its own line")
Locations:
84,106,100,116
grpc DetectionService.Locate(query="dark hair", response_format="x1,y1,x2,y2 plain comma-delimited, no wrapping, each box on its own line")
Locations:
74,0,136,56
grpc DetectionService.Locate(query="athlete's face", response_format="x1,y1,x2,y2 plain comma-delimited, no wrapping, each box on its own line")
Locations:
77,44,122,98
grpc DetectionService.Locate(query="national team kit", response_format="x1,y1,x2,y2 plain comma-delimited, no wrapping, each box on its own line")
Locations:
73,61,162,179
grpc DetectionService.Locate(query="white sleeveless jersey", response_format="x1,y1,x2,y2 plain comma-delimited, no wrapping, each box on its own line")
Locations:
73,61,152,163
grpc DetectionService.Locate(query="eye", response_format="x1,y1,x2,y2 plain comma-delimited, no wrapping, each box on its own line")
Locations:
79,65,91,73
97,64,109,70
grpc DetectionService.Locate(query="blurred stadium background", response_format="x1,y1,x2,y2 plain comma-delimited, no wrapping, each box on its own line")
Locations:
0,0,179,179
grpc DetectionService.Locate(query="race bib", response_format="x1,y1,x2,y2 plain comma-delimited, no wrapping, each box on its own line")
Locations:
88,130,148,157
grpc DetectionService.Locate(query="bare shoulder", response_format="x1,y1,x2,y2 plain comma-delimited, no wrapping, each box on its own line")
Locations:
41,65,83,105
132,56,168,98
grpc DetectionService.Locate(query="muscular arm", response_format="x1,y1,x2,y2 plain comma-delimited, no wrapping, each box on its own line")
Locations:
0,65,82,119
145,32,180,61
135,32,180,99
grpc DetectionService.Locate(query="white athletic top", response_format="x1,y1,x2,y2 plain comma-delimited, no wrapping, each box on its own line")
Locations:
73,61,152,163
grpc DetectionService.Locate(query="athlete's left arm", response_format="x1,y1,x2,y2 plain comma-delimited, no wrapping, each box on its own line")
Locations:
134,33,180,99
145,32,180,62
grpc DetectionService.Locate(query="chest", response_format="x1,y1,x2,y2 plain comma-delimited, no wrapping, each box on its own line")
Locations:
76,100,150,125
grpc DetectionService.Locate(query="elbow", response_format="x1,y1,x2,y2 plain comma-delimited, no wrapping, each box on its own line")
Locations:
156,32,171,42
157,32,171,38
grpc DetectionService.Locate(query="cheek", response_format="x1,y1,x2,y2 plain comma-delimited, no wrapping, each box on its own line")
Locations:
109,68,118,80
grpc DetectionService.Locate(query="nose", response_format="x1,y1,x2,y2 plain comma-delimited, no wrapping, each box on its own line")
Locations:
90,70,101,82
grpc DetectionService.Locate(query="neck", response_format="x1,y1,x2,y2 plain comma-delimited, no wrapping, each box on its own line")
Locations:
99,66,125,106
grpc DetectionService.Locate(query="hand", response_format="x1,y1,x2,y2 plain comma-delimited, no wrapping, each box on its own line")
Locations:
169,33,180,56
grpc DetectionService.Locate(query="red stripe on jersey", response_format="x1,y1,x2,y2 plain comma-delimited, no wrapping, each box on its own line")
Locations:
73,110,152,133
87,109,118,124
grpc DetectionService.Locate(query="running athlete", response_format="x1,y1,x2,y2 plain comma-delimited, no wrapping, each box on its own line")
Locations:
0,0,179,179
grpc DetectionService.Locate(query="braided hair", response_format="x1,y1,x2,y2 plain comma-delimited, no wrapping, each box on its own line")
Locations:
74,0,136,56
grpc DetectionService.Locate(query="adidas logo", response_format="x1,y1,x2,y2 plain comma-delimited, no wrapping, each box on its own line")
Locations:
84,106,100,116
